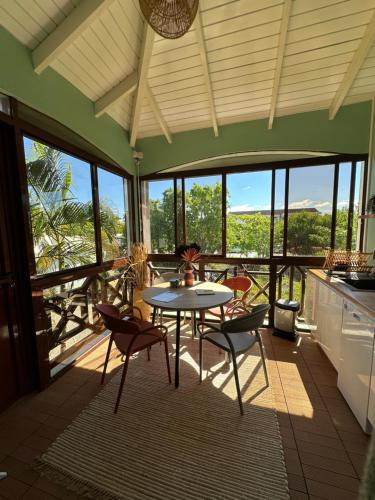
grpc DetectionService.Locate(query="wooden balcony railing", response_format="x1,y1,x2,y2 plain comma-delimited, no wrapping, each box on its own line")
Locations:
31,254,322,387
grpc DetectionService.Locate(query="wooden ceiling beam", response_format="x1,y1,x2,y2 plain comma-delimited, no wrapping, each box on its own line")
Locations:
145,84,172,144
194,8,219,137
94,71,138,117
32,0,114,74
130,24,155,148
268,0,292,130
329,10,375,120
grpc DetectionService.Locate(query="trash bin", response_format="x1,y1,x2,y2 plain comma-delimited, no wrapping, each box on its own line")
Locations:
274,299,300,340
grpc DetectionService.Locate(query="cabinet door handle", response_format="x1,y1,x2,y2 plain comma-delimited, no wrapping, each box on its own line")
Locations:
353,312,361,321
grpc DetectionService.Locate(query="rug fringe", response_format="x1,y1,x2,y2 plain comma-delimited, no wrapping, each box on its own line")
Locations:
35,458,120,500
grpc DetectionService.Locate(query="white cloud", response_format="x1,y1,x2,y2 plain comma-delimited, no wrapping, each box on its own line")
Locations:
337,200,349,208
228,204,256,212
289,199,314,209
243,185,252,191
228,203,271,213
289,198,332,213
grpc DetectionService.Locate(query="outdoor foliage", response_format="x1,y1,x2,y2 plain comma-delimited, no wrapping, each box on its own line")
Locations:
149,181,356,256
26,142,124,274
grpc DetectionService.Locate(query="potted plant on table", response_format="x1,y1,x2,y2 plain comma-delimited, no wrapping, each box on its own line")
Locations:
176,243,201,286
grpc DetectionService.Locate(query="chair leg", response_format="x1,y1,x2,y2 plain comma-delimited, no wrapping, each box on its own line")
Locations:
258,333,269,387
147,346,151,361
164,339,172,384
101,336,113,385
232,351,244,415
114,355,130,413
199,335,203,383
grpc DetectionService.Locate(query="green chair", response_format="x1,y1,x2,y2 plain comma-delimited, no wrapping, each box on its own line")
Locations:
198,304,270,415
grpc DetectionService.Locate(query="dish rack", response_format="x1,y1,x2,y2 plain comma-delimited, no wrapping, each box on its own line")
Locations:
323,250,373,273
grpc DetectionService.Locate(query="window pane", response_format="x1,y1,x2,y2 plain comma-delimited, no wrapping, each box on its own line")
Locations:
176,179,183,246
98,168,128,261
227,171,272,257
24,137,96,274
185,175,222,254
287,165,334,256
273,169,286,256
335,162,351,249
142,180,175,253
352,161,364,250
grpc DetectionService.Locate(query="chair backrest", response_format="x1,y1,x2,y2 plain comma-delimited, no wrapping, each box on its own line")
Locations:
96,303,140,336
155,272,185,284
223,276,252,293
222,304,270,333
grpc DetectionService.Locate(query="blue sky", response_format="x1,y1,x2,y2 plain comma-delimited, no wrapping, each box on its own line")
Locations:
24,137,126,216
149,164,361,214
24,137,361,216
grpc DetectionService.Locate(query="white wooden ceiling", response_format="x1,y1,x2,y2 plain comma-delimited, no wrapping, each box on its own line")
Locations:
2,0,375,144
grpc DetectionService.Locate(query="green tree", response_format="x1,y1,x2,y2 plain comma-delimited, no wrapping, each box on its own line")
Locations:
27,142,120,273
149,187,175,252
287,211,331,255
227,213,270,257
185,182,222,253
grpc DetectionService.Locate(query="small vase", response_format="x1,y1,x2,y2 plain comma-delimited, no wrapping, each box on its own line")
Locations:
132,287,151,321
184,265,194,286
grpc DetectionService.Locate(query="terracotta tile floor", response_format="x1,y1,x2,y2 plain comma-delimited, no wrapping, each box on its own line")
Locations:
0,326,370,499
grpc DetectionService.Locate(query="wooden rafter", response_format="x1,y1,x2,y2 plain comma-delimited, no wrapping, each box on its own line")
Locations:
329,10,375,120
194,7,219,137
94,71,138,118
145,85,172,144
130,24,155,148
32,0,114,74
268,0,292,130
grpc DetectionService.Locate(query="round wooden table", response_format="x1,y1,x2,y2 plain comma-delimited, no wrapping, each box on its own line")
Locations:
142,281,233,388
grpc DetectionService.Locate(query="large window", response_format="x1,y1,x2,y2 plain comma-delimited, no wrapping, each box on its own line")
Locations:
227,171,272,257
141,157,366,258
142,179,175,253
287,165,334,256
98,168,129,261
25,137,96,274
24,137,130,275
185,175,222,254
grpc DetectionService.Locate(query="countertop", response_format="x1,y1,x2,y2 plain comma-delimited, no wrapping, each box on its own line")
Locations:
308,269,375,319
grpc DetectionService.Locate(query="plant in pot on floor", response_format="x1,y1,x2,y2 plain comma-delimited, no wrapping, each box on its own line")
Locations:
124,242,151,320
176,243,201,286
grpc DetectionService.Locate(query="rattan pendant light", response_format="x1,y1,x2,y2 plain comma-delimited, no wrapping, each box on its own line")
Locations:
139,0,199,39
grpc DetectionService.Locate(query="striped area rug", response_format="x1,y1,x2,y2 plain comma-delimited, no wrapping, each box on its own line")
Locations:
37,326,289,499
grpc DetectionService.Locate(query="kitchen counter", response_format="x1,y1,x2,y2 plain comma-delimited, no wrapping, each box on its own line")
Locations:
307,268,375,319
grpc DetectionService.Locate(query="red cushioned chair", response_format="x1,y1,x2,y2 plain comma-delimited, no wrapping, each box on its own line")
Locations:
96,303,171,413
206,276,253,322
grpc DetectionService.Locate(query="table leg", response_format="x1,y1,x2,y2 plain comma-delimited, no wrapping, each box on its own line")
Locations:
175,310,181,388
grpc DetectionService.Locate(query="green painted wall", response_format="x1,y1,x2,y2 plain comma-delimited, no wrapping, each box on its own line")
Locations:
0,27,134,173
137,102,372,175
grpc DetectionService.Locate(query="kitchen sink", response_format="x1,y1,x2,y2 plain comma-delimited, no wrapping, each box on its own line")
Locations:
341,277,375,291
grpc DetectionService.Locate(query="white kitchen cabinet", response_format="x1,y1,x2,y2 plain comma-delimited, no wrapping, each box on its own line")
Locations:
316,280,343,370
338,301,375,432
367,318,375,429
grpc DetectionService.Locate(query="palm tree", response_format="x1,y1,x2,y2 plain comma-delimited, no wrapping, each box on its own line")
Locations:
26,141,122,274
